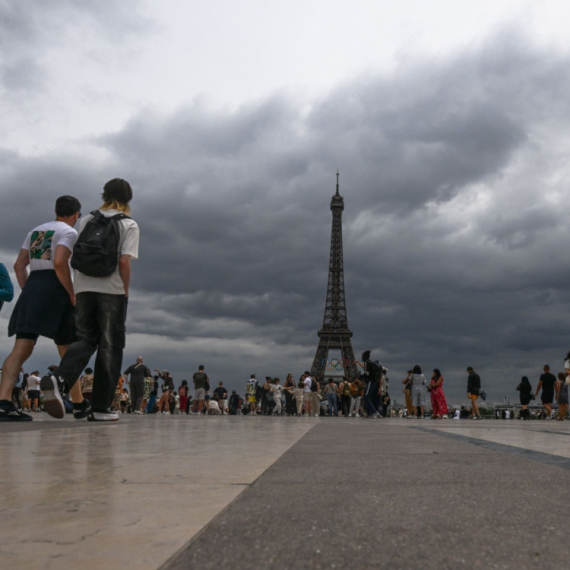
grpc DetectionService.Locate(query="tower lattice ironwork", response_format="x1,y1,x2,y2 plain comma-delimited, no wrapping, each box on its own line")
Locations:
310,173,358,381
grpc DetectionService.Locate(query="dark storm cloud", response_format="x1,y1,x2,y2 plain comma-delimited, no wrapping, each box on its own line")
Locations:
2,33,570,401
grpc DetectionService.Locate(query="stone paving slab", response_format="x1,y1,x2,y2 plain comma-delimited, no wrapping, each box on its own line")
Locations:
164,419,570,570
0,415,316,569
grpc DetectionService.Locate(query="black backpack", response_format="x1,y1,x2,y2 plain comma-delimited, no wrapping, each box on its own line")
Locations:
71,210,130,277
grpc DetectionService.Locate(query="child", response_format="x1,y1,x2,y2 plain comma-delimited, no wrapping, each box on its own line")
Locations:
120,388,129,413
292,381,305,416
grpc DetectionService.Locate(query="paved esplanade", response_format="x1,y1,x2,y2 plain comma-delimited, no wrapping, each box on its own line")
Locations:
2,417,569,569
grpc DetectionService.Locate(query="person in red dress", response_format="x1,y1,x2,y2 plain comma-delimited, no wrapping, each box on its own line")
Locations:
428,369,448,419
178,380,189,415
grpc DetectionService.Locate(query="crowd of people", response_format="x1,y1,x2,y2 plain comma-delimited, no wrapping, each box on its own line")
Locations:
6,356,570,422
1,184,570,424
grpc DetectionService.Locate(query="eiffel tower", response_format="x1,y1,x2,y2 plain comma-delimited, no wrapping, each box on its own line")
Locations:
310,173,358,381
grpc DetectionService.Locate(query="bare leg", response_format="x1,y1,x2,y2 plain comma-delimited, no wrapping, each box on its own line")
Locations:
0,339,35,401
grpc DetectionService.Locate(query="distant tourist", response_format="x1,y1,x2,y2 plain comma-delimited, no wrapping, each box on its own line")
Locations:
324,378,339,417
402,370,413,418
192,365,208,414
270,378,283,415
123,356,151,415
349,376,363,417
178,380,189,415
466,367,482,419
555,372,568,421
535,365,556,420
428,369,448,419
246,374,258,414
293,381,305,416
301,373,311,415
338,377,352,417
283,374,296,415
26,371,41,412
410,365,427,419
214,381,228,414
516,376,533,420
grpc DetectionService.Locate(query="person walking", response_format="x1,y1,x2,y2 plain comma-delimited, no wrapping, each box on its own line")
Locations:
402,370,413,417
324,378,339,417
466,366,482,419
48,179,139,421
270,378,283,415
428,369,448,419
516,376,533,420
535,365,556,420
192,365,208,414
338,377,352,417
123,356,151,414
0,196,89,422
555,372,568,421
410,365,427,418
283,374,296,415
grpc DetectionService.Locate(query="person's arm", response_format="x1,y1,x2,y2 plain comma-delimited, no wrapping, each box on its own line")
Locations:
53,244,75,305
118,254,131,297
0,264,14,302
13,249,30,289
535,380,542,397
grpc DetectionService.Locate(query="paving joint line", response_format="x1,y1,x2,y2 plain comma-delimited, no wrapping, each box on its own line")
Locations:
412,425,570,471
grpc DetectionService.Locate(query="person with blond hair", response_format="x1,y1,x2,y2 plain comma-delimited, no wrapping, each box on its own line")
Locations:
47,179,140,422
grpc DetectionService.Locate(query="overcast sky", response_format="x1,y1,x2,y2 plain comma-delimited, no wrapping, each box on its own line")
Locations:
2,0,570,404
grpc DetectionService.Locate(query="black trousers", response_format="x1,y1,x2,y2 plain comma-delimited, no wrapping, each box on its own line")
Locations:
340,395,351,416
58,292,127,411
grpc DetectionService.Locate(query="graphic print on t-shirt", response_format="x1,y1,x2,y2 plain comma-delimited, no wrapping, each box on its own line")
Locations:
29,231,55,260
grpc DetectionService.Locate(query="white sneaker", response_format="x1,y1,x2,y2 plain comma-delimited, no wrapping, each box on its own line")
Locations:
134,410,143,415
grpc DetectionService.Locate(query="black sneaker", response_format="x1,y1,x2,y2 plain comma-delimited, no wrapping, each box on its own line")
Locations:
73,399,92,420
40,374,65,419
0,401,33,421
87,408,119,422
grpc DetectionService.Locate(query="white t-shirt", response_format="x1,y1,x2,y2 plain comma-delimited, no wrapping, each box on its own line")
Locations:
304,376,312,393
22,221,77,272
74,209,139,295
27,375,41,391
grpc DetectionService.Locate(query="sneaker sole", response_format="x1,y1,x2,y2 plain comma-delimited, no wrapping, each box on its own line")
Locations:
87,413,119,422
40,375,65,419
0,411,33,422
